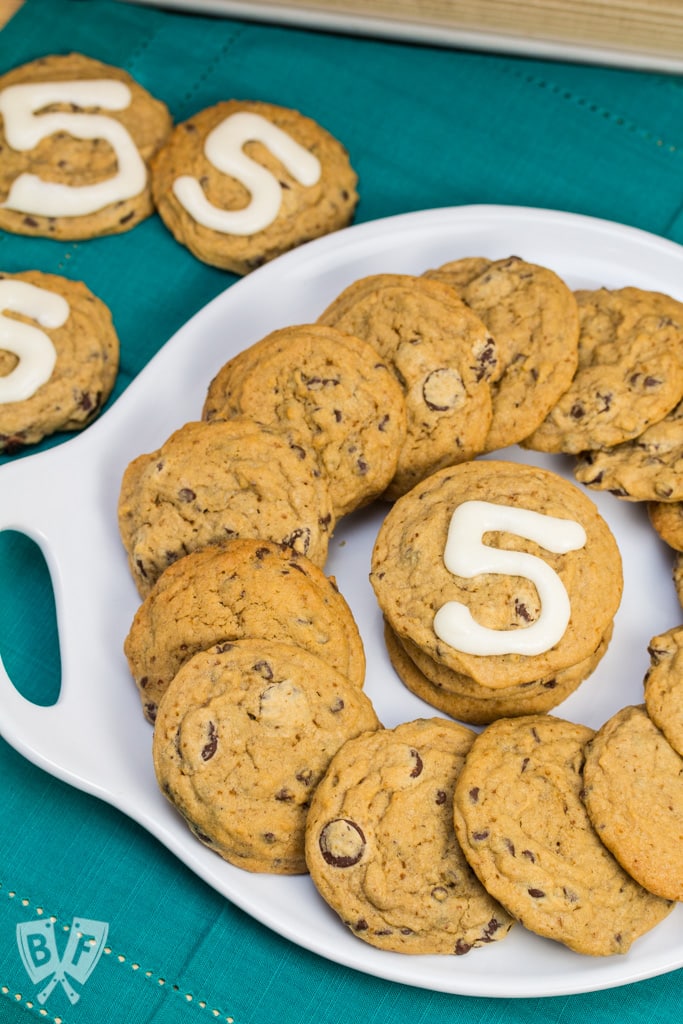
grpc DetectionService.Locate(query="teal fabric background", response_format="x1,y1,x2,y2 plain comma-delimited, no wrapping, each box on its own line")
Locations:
1,1,683,1021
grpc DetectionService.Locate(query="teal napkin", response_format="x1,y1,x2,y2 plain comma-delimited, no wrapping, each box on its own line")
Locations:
1,2,683,1022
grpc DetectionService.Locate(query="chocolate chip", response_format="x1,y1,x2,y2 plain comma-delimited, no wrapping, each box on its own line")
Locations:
319,818,366,867
528,888,545,898
253,659,273,679
469,787,480,803
282,527,311,554
201,721,218,761
482,918,503,941
454,939,472,955
435,790,447,805
472,830,489,840
178,487,196,502
409,748,423,777
422,367,465,411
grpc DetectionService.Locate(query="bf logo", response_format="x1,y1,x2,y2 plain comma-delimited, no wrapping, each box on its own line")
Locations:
16,917,108,1005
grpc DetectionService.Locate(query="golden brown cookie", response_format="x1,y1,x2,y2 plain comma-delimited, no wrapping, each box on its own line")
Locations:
124,539,365,723
117,416,334,597
0,52,172,239
424,255,579,452
385,621,612,725
453,714,674,955
644,626,683,756
305,718,514,953
318,273,497,498
370,459,623,691
648,501,683,552
202,323,406,518
151,99,358,274
524,287,683,454
575,398,683,502
583,704,683,902
152,638,381,874
0,269,119,452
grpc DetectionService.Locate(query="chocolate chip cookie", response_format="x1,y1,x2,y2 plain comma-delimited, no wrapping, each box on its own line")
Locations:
370,459,623,691
0,52,172,239
644,626,683,757
453,714,674,955
424,255,580,452
318,273,497,498
305,717,514,953
124,539,365,723
151,99,358,274
118,416,334,597
202,323,406,518
583,704,683,902
0,269,119,452
575,397,683,501
524,287,683,454
153,638,380,874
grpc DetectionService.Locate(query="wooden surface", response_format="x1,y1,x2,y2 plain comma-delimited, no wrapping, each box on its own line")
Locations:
0,0,23,28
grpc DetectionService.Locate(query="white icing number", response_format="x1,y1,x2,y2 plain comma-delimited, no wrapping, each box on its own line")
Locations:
433,500,587,657
0,279,69,403
0,79,147,217
172,110,322,235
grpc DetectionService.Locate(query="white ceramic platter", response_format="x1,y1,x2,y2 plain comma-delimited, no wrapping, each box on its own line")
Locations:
1,205,682,998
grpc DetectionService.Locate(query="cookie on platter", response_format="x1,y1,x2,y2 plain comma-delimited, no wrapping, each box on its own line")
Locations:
203,323,406,518
452,714,674,955
524,287,683,454
583,704,683,902
124,539,365,724
117,416,334,597
319,273,498,498
424,255,580,452
305,717,514,953
643,626,683,757
153,638,380,874
370,459,623,694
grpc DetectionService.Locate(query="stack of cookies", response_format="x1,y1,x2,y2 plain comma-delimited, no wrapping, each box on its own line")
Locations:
370,459,623,724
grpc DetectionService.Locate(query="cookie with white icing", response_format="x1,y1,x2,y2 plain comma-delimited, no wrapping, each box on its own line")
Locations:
0,52,172,239
370,460,623,691
0,270,119,452
150,100,358,274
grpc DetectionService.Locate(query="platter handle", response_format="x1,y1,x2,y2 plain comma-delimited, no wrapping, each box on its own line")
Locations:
0,441,129,794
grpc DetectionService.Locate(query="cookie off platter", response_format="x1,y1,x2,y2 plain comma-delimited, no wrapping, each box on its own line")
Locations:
1,205,682,997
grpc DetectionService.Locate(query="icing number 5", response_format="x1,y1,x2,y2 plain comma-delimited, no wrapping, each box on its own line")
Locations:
0,80,146,217
433,500,587,657
0,280,69,404
172,111,322,235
